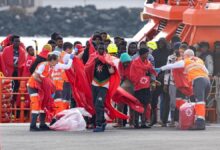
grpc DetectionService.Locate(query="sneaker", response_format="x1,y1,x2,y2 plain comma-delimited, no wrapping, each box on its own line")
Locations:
140,125,151,129
86,124,94,130
168,121,175,127
189,118,206,130
161,123,167,127
39,124,51,131
113,123,123,128
102,123,107,131
134,124,140,129
149,121,157,127
93,126,104,132
30,126,41,131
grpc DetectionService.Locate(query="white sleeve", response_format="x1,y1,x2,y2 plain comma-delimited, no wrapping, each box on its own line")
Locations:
35,63,45,75
161,60,185,71
164,56,171,85
205,55,213,75
55,59,73,70
62,53,71,64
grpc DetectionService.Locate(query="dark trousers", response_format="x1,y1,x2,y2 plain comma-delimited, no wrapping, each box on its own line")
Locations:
134,88,151,126
161,92,170,124
150,83,164,124
92,85,108,126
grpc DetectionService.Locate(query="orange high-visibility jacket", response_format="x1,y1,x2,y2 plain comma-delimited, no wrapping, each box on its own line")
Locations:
28,62,52,88
184,57,209,83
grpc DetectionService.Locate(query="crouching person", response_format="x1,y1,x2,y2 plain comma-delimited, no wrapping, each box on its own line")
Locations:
130,48,157,128
159,49,210,130
27,52,73,131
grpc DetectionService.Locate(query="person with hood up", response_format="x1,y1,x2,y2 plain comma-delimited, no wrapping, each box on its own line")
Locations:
116,53,135,128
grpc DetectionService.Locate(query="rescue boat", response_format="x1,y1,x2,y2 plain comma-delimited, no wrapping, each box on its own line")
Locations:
133,0,220,48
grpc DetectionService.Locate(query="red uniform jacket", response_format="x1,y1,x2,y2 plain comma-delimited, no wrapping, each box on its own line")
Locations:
85,52,129,120
130,57,157,91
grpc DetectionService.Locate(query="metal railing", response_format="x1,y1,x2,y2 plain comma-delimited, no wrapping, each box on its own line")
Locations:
0,75,30,123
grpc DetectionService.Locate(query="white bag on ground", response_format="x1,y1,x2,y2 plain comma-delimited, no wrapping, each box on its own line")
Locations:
50,108,91,131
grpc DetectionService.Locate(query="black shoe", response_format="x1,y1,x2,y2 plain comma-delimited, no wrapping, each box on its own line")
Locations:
161,123,167,127
189,118,206,130
102,123,107,131
30,126,41,131
149,121,157,127
140,125,151,129
39,124,51,131
50,118,57,126
86,124,94,130
134,125,140,129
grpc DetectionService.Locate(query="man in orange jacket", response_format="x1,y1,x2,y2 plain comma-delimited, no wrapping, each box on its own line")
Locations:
157,49,210,130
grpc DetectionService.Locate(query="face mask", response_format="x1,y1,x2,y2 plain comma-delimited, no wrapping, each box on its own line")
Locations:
74,47,78,53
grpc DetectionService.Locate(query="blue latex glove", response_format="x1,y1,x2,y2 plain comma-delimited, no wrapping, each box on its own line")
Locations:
51,93,55,98
70,54,74,59
155,68,162,74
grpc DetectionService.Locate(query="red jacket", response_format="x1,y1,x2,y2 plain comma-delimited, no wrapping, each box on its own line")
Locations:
1,45,26,77
118,62,132,81
130,57,157,91
0,34,12,48
38,48,51,59
85,52,129,120
22,55,36,77
172,68,193,96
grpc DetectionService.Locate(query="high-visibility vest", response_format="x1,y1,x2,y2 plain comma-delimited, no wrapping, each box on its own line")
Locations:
184,57,208,82
27,62,52,88
60,51,69,82
51,68,64,90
